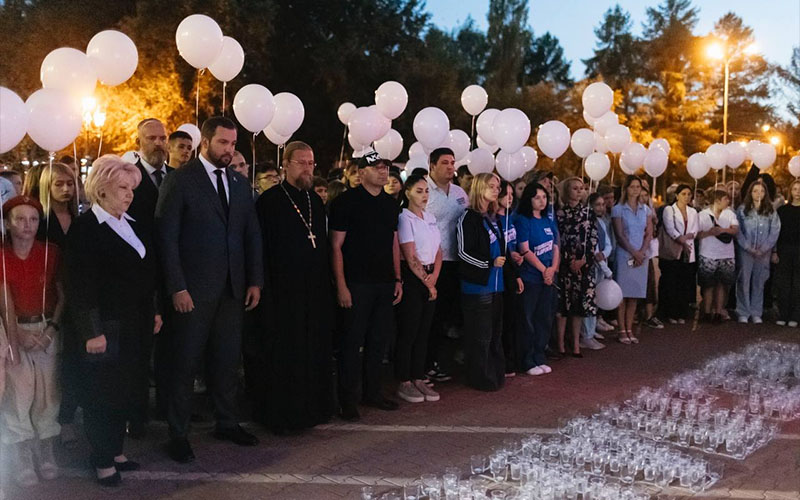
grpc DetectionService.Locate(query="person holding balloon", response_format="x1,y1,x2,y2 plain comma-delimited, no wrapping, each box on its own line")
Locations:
735,180,781,324
497,180,523,375
611,175,653,344
774,180,800,327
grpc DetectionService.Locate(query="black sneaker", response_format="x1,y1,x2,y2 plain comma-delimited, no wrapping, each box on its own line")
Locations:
426,363,452,382
644,317,664,329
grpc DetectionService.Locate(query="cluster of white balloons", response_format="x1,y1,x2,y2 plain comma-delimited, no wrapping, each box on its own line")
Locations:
232,85,304,145
685,140,776,181
0,30,139,154
336,81,409,159
175,14,244,82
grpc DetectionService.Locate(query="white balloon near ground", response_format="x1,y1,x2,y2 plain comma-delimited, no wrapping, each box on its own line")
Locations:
175,14,224,69
536,120,570,160
686,152,710,180
495,150,526,181
491,108,530,153
441,129,470,162
0,87,28,154
595,279,623,310
570,128,595,159
592,111,618,136
604,124,631,154
519,146,538,171
476,136,499,154
177,123,201,150
373,129,403,161
413,107,450,150
724,142,747,169
40,47,97,99
643,148,668,178
751,142,776,170
374,81,408,120
582,81,614,119
232,84,275,133
620,142,646,170
86,30,139,86
789,155,800,178
26,88,82,152
208,36,245,82
337,102,356,125
585,152,611,181
475,108,500,145
705,143,728,170
466,148,495,175
461,85,488,116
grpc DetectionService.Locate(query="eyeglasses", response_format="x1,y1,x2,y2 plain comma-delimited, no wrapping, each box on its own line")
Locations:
289,160,316,168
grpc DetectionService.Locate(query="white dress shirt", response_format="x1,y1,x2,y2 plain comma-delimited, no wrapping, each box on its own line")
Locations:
398,208,441,265
199,153,230,201
425,178,468,261
92,203,146,258
139,156,167,188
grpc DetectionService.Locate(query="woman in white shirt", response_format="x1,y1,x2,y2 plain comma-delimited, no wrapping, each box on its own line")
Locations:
696,189,738,323
657,184,698,324
395,174,443,404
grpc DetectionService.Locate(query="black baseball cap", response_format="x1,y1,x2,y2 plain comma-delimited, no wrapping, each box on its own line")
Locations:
356,148,391,169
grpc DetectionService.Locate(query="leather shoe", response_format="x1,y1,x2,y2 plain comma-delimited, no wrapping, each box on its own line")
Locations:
363,397,399,411
114,460,140,472
213,425,259,446
339,404,361,422
167,438,195,463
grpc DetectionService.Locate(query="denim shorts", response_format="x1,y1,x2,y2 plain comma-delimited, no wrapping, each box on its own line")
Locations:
697,256,736,288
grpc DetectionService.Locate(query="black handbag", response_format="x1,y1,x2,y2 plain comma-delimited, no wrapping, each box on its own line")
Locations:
709,214,734,244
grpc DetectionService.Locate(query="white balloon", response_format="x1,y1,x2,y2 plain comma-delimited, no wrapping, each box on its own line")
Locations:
495,150,526,181
374,129,403,161
643,148,668,178
442,129,470,162
595,279,623,310
705,143,728,170
519,146,538,171
348,131,366,152
86,30,138,86
604,124,631,154
374,81,408,120
582,81,614,119
26,88,82,152
686,152,710,180
476,108,500,145
461,85,488,116
271,92,305,136
408,141,428,159
368,104,391,141
466,148,495,175
592,111,618,136
619,156,638,175
751,142,776,170
536,120,570,160
265,125,291,146
175,14,223,69
570,128,595,159
725,141,746,168
649,138,671,155
405,155,429,172
0,87,28,154
352,147,368,158
492,108,530,153
746,140,761,160
177,123,201,150
585,152,611,181
477,136,499,153
208,36,244,82
337,102,356,125
620,142,646,169
789,155,800,178
594,131,610,154
583,109,598,127
40,47,97,98
413,107,450,150
232,84,275,133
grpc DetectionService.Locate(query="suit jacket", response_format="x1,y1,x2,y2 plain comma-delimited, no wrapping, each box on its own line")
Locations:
155,157,263,302
128,160,173,238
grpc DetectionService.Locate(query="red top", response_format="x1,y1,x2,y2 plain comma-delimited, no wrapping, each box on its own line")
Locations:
1,241,60,318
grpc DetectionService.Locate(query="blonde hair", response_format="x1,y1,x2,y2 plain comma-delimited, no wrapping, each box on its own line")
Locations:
39,161,78,218
85,155,142,205
469,172,500,215
789,179,800,204
282,141,312,163
558,176,583,206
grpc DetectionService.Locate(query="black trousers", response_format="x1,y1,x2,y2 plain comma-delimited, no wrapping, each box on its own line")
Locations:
518,282,556,370
57,334,80,425
658,258,696,320
395,266,436,382
776,245,800,322
338,282,395,407
502,288,519,373
461,293,505,392
167,290,243,439
427,261,461,369
84,406,126,468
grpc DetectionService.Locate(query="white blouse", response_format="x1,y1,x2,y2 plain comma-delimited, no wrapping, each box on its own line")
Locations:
91,204,146,259
398,208,441,266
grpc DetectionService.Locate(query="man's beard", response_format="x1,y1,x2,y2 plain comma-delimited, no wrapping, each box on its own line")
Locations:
209,151,232,169
296,173,313,191
144,149,167,166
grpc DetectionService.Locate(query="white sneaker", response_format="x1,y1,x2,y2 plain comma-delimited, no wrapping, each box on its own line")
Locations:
789,321,798,328
594,333,606,340
397,382,424,403
596,318,614,332
526,366,547,376
413,380,440,402
776,320,787,326
738,316,749,324
579,337,606,351
752,316,763,324
540,364,552,374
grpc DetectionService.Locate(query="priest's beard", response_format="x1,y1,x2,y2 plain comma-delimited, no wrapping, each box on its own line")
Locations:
295,173,313,191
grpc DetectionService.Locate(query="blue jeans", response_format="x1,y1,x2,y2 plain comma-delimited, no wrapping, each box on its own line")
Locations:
581,265,604,339
736,251,771,319
518,282,556,370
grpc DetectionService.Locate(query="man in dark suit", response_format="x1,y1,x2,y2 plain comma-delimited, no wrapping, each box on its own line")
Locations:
155,116,263,463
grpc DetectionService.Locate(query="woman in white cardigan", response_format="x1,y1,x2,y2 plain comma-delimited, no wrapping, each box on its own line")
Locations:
657,184,699,324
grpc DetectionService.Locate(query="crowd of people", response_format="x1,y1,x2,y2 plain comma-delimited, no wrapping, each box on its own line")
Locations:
0,115,798,488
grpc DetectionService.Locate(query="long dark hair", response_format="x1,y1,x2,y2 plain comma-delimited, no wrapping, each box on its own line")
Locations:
742,180,774,216
618,175,642,206
516,182,549,218
400,174,427,209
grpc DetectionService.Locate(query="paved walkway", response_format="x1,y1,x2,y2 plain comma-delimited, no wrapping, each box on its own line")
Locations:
4,320,800,499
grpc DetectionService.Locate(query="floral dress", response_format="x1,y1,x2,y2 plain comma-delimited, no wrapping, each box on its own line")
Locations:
557,202,599,316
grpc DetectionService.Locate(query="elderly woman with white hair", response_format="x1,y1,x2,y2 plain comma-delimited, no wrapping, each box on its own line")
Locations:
64,155,161,486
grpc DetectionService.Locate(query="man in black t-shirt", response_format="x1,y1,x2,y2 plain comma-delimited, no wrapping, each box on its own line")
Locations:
330,149,403,421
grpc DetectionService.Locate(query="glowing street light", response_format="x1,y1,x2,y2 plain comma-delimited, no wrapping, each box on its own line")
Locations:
761,124,771,132
769,136,780,146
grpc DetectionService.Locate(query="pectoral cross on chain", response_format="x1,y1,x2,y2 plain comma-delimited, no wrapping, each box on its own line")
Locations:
307,231,317,249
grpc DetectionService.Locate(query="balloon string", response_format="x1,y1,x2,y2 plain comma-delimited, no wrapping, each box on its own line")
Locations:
72,142,81,214
470,115,476,150
97,128,103,158
610,155,616,186
42,153,54,325
222,82,227,117
1,183,10,363
581,157,586,179
194,69,202,159
339,126,347,169
251,132,257,198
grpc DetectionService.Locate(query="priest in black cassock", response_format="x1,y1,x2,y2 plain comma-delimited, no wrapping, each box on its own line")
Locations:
252,141,335,435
